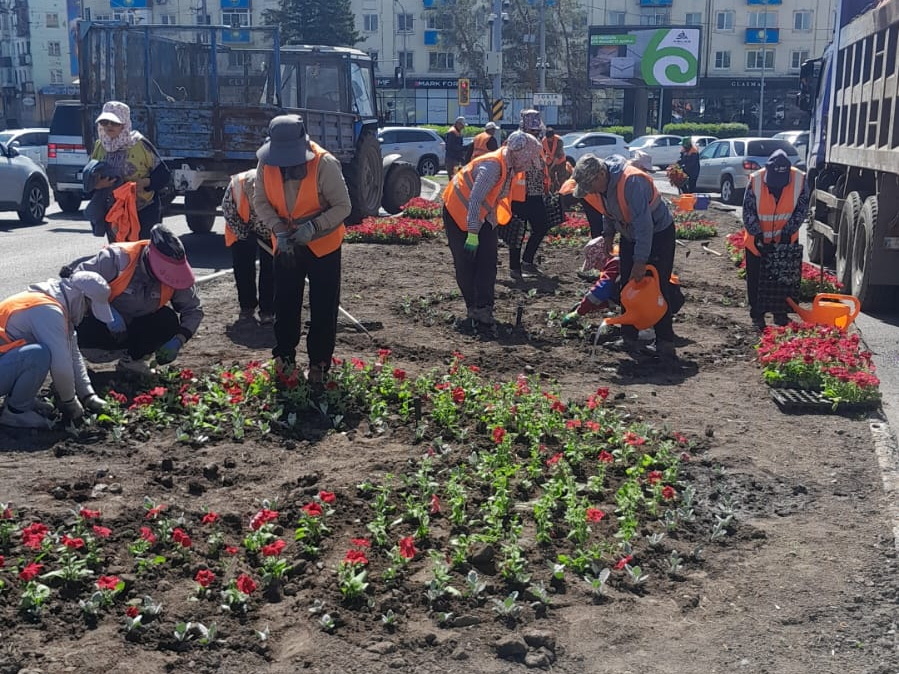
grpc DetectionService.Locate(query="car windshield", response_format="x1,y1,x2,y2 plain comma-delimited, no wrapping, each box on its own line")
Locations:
560,133,586,146
0,132,12,145
747,139,799,156
629,136,653,148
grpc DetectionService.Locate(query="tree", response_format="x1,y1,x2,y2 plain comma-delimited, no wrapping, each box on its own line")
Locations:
263,0,361,47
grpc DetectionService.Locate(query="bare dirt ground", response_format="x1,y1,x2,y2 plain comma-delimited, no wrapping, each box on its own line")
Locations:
1,204,897,674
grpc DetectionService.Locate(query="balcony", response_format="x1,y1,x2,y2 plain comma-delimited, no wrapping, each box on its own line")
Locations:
745,28,779,44
0,57,11,68
19,54,31,66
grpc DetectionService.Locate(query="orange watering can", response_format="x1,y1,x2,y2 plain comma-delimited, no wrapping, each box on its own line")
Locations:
604,265,668,331
671,194,696,212
785,293,861,330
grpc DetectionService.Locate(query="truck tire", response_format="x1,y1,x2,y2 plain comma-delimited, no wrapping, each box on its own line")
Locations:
344,132,383,225
185,189,217,234
806,229,835,266
851,196,894,310
55,191,82,214
381,161,421,214
836,191,861,289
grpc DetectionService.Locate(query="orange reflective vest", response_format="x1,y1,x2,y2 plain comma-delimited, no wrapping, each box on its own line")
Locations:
0,292,63,354
262,141,345,258
108,241,175,309
583,164,660,223
471,132,494,160
107,182,141,243
225,170,254,247
442,149,518,230
542,136,566,166
743,168,803,257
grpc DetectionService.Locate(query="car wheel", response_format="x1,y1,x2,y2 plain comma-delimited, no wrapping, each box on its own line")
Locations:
55,191,82,213
18,178,48,225
417,155,439,176
720,176,736,205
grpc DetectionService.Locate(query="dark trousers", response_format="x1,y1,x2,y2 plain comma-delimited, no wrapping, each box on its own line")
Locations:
510,195,549,268
77,307,179,359
272,246,341,369
618,224,677,343
681,176,698,194
745,250,764,319
105,199,161,244
232,235,274,314
584,200,605,239
443,208,498,312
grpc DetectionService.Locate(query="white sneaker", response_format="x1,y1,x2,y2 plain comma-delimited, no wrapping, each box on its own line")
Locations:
117,355,153,376
0,406,53,429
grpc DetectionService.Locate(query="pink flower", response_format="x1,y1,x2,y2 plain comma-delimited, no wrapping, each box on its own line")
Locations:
318,490,336,504
225,545,239,555
398,536,417,560
429,494,441,514
92,525,112,538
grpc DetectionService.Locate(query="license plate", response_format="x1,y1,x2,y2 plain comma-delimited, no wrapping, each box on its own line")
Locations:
76,172,83,180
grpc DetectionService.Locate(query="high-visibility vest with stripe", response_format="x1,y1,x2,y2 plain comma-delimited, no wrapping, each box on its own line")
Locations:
583,164,660,223
471,132,493,160
225,170,254,247
442,149,517,230
262,141,345,258
0,292,63,354
742,168,803,257
108,241,175,309
542,136,565,166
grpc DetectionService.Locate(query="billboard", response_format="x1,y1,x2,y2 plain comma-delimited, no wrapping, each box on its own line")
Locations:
588,26,701,88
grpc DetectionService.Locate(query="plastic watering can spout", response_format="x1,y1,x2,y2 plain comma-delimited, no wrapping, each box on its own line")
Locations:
786,293,860,330
604,264,668,331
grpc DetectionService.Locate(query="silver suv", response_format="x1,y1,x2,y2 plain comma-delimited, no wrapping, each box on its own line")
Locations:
0,140,50,225
46,100,89,213
378,127,445,176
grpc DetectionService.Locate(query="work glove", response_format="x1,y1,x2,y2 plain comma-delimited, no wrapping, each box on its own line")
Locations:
754,234,767,253
59,397,85,421
290,220,317,246
106,308,127,336
155,336,183,365
274,231,296,267
81,394,108,413
463,233,479,255
561,310,581,327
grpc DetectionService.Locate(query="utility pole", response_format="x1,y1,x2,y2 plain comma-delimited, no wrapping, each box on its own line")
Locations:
491,0,503,114
758,46,767,136
538,0,546,91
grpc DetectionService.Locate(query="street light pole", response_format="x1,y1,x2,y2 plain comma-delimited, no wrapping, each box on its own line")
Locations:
758,46,767,136
393,0,408,121
538,0,546,91
491,0,503,114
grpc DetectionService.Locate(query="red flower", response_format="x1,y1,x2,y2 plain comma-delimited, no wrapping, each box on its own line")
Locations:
302,502,323,517
492,427,506,444
598,450,615,464
392,368,407,381
0,555,4,568
61,534,85,550
107,390,128,405
451,387,465,404
19,562,43,581
79,508,101,520
614,555,633,570
566,419,582,429
225,545,239,555
318,490,336,504
96,575,121,591
139,526,157,543
546,452,563,467
344,549,369,565
661,485,677,500
377,348,392,362
261,539,286,557
623,431,646,446
179,368,195,380
92,525,112,538
674,432,688,445
350,538,370,548
145,504,167,519
125,606,140,618
429,494,441,514
1,507,12,519
201,511,219,525
171,528,192,548
149,387,166,397
194,569,216,588
398,536,417,560
21,522,49,549
235,573,257,595
250,508,279,530
586,508,606,522
647,470,663,485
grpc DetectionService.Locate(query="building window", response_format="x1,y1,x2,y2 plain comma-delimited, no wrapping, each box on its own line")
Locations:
196,14,211,25
714,51,731,69
48,41,61,57
228,51,248,68
50,69,63,84
398,51,413,70
790,49,810,69
640,10,669,26
794,10,812,31
94,13,111,21
397,13,413,32
363,14,378,32
428,52,454,71
608,11,626,26
160,14,177,25
369,50,378,71
715,11,734,31
685,12,702,26
46,13,59,28
746,48,775,70
749,12,778,28
221,9,250,27
426,14,453,30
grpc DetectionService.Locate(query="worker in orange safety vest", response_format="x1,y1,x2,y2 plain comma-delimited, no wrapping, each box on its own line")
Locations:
470,122,500,160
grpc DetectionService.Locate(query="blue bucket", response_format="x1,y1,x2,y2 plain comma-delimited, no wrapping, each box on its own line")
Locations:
693,194,711,210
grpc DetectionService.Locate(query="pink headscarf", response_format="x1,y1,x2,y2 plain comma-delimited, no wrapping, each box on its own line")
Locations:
96,101,137,154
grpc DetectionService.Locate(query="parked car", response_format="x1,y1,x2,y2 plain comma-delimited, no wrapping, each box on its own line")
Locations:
773,130,809,162
696,137,801,205
563,132,629,165
626,134,683,169
0,128,49,169
686,135,717,151
0,139,50,225
378,126,445,176
46,100,89,214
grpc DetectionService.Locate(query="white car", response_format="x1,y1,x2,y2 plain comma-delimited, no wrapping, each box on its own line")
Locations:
378,127,445,176
563,132,629,165
687,135,718,151
0,140,50,225
0,127,49,169
627,134,683,170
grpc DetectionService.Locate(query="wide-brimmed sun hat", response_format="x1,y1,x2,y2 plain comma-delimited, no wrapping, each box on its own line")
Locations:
147,225,195,290
256,114,316,167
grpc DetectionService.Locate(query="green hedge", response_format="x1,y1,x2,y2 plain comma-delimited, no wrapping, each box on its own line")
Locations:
662,122,750,138
598,126,636,142
426,125,482,138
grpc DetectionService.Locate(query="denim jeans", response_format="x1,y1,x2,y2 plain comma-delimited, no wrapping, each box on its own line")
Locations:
0,343,51,411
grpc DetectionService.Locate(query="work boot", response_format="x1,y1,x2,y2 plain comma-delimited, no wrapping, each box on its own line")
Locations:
471,307,495,326
0,406,53,430
773,313,790,327
238,308,256,323
751,316,767,332
643,340,677,360
258,312,275,325
509,269,524,282
521,262,543,277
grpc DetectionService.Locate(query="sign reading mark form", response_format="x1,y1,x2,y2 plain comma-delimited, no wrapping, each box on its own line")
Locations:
533,93,562,107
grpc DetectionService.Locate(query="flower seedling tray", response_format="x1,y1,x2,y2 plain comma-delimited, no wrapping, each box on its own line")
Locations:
770,388,879,415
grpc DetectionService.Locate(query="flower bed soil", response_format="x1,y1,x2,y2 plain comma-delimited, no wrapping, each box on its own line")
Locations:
1,205,897,674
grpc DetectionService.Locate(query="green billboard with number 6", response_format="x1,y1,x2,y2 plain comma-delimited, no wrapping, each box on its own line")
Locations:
588,26,701,88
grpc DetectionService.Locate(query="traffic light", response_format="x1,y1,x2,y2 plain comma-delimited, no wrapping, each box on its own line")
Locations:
395,66,405,89
458,78,470,106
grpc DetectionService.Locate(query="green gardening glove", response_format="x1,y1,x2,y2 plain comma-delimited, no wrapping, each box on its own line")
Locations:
561,310,580,327
463,232,479,255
